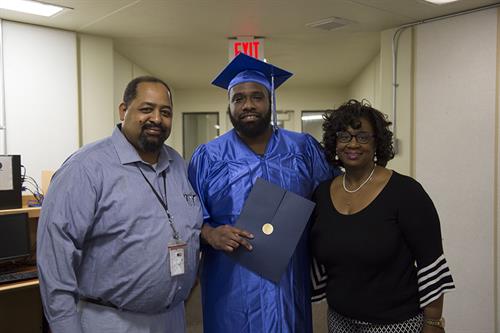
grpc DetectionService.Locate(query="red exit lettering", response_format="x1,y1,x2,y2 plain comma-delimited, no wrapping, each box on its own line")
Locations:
234,41,260,59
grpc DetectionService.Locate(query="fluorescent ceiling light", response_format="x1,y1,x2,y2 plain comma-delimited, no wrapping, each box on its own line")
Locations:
421,0,461,4
301,115,324,121
0,0,65,17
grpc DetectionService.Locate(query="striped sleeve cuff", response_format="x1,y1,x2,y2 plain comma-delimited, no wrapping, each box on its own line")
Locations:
311,256,327,303
417,254,456,308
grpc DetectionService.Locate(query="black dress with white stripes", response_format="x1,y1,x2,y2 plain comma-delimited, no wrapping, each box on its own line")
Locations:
310,171,455,325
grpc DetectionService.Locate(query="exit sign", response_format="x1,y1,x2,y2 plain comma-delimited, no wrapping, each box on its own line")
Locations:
228,37,264,61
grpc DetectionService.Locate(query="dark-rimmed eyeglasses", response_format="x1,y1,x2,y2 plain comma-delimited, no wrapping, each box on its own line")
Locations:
336,131,374,144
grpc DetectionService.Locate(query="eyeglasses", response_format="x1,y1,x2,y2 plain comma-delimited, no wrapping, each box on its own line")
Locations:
336,131,374,144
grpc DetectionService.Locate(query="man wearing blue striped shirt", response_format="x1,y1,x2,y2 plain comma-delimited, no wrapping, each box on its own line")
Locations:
37,76,203,333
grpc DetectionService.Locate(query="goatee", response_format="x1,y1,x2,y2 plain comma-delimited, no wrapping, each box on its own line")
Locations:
229,108,272,138
139,123,168,152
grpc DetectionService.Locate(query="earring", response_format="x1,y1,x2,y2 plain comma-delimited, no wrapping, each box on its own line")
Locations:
373,154,378,163
334,154,339,161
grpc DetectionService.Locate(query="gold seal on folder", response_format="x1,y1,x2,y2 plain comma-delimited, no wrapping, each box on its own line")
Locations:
262,223,274,235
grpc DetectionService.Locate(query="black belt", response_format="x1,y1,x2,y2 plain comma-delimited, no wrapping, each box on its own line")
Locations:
79,296,122,311
79,296,171,313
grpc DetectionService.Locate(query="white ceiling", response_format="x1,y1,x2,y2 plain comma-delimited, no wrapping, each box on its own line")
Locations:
0,0,498,89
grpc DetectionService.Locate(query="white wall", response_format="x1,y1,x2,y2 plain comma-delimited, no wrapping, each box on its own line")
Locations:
113,51,133,124
346,9,500,331
0,26,159,185
133,63,151,78
380,27,413,175
346,27,413,176
80,39,153,145
496,11,500,332
348,54,381,108
2,21,79,186
494,9,500,330
79,34,114,145
113,52,152,130
414,8,498,333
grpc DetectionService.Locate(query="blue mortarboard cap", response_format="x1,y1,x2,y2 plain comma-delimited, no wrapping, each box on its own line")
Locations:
229,70,272,92
212,53,293,92
212,53,293,128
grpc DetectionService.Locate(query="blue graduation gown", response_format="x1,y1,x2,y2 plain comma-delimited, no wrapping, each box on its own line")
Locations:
188,128,335,333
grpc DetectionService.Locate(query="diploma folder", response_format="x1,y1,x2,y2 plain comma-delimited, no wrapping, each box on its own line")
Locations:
228,178,316,283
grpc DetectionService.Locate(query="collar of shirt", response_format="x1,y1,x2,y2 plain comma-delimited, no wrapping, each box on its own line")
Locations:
111,124,172,174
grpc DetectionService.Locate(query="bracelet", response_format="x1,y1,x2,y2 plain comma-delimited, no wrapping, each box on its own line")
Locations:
423,317,445,330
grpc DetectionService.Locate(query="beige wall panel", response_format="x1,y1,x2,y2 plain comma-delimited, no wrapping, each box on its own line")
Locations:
348,54,381,107
132,63,152,78
79,34,114,144
496,8,500,333
415,8,498,333
380,28,413,175
113,52,134,125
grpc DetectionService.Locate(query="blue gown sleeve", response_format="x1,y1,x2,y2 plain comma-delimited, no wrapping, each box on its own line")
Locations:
188,144,211,224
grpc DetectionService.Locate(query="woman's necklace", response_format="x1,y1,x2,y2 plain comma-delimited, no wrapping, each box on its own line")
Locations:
342,165,376,193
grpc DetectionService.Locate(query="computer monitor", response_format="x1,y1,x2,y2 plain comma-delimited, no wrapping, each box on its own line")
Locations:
0,213,31,263
0,155,22,209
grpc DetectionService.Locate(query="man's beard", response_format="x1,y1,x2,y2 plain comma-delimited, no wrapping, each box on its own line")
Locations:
229,107,272,138
139,123,169,152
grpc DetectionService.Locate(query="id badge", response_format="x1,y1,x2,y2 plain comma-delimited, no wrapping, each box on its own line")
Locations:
168,241,187,277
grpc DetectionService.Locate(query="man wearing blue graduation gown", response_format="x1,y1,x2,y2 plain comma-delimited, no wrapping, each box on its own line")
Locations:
188,53,337,333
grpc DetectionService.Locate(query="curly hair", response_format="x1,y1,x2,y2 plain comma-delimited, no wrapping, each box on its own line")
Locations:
322,99,394,167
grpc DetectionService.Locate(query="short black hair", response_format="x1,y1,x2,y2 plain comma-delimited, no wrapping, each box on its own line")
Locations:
322,99,395,167
122,76,172,108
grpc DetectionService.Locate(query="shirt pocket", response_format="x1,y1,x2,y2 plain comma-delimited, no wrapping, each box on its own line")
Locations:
181,191,203,229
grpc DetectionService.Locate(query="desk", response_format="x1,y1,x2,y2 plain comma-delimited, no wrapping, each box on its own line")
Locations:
0,200,43,332
0,279,39,293
0,206,40,218
0,280,43,332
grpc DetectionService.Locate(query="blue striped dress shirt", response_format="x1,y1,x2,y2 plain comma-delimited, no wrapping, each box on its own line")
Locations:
37,126,202,333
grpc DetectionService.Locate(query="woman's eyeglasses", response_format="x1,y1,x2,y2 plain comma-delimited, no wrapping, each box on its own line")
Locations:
336,131,374,144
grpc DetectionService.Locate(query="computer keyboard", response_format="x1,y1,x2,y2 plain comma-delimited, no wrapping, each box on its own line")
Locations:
0,268,38,284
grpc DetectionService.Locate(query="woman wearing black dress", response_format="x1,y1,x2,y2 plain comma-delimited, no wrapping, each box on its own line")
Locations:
311,100,455,333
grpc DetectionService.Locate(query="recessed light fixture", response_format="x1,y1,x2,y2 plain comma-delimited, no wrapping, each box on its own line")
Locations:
421,0,461,5
0,0,67,17
306,17,355,31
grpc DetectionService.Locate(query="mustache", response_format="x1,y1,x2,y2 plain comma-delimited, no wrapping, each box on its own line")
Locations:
142,123,167,133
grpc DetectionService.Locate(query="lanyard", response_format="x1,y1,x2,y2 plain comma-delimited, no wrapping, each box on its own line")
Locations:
136,164,180,240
